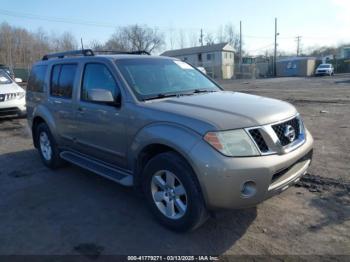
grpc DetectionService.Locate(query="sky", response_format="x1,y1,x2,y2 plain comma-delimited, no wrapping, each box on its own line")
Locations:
1,0,349,55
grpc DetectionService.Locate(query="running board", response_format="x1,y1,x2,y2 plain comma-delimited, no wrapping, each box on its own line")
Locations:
60,151,133,186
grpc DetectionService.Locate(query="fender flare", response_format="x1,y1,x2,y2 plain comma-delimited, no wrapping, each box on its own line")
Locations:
128,122,203,186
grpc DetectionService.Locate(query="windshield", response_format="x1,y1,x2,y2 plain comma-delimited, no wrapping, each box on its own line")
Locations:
115,58,220,100
319,64,331,68
0,70,12,84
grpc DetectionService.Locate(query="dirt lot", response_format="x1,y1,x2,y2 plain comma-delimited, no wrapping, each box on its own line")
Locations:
0,75,349,258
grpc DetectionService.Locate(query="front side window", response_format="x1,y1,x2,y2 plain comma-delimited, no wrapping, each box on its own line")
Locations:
81,63,119,102
115,58,220,100
0,70,12,85
28,65,47,92
50,64,77,98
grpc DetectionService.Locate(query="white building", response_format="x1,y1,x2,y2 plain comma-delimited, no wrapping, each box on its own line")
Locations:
161,43,235,80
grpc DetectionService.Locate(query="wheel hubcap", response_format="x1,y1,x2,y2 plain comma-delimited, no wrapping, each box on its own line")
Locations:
151,170,188,220
39,132,52,161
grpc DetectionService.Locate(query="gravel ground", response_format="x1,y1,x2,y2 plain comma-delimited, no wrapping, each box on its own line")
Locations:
0,75,349,258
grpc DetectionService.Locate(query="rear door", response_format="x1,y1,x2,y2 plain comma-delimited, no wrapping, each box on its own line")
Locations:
74,62,128,168
48,63,78,146
26,64,48,118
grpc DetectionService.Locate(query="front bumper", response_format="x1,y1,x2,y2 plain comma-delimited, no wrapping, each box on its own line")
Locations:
189,129,314,210
0,97,26,116
315,71,331,75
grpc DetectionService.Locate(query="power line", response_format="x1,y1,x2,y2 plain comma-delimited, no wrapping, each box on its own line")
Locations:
0,8,117,28
247,43,275,52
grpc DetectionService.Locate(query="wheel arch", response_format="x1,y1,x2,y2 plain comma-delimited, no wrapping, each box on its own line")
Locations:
31,107,58,148
129,123,206,201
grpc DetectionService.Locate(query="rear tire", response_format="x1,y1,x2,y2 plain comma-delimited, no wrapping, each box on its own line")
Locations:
35,123,65,169
142,151,208,232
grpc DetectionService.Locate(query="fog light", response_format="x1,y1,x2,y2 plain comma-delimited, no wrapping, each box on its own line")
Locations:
241,181,257,198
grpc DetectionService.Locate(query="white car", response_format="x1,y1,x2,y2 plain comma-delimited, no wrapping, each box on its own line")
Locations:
315,64,334,76
0,70,26,117
196,66,207,74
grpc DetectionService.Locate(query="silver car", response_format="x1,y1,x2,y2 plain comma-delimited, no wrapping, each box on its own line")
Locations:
26,49,313,231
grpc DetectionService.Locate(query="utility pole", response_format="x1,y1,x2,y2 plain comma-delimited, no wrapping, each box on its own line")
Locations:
239,21,243,74
274,18,278,77
199,29,204,46
296,36,302,56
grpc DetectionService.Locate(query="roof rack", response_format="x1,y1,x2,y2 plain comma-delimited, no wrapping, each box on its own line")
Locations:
93,50,151,55
42,49,94,60
42,49,150,60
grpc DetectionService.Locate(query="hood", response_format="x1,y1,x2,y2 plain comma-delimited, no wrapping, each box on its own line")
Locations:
0,82,25,94
145,91,297,131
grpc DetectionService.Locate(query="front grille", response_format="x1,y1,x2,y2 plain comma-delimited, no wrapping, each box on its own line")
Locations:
272,117,300,146
0,93,18,102
249,129,269,153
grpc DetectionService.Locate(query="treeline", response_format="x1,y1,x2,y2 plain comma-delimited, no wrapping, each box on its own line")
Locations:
0,22,242,69
0,22,166,69
0,22,77,68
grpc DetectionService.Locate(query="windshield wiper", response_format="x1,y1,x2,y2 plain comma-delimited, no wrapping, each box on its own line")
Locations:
193,89,218,93
143,89,217,101
143,93,179,101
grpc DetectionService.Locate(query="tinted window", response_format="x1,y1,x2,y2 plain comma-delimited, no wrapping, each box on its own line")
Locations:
50,64,77,98
81,63,119,102
27,65,47,92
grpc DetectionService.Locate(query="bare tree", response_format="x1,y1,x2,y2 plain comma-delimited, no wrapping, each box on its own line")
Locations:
223,23,240,51
168,26,175,50
216,25,225,43
188,31,198,47
105,24,164,53
205,33,215,45
0,23,78,69
88,39,104,51
178,29,186,49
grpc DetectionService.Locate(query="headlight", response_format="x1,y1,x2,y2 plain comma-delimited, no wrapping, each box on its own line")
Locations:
17,92,25,99
204,129,260,157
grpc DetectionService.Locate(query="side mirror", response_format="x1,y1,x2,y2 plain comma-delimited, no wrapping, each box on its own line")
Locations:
15,78,23,83
87,88,120,106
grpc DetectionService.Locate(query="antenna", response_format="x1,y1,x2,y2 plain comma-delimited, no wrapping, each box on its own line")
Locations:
80,38,84,50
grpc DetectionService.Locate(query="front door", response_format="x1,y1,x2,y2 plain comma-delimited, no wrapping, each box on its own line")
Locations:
75,62,128,168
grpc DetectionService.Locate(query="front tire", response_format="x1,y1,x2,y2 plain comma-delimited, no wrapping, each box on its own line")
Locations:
35,123,64,169
142,152,208,232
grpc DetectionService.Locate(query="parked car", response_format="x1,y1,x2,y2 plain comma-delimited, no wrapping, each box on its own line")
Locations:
0,69,26,117
315,63,334,76
0,64,15,79
196,66,207,74
27,49,314,231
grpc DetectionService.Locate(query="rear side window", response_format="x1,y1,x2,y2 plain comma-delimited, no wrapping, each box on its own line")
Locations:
27,65,47,92
50,64,77,98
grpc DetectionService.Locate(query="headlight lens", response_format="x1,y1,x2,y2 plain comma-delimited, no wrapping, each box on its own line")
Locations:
17,92,25,99
204,129,260,157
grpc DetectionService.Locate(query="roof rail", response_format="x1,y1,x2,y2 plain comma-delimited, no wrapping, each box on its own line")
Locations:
93,50,151,56
42,49,95,60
